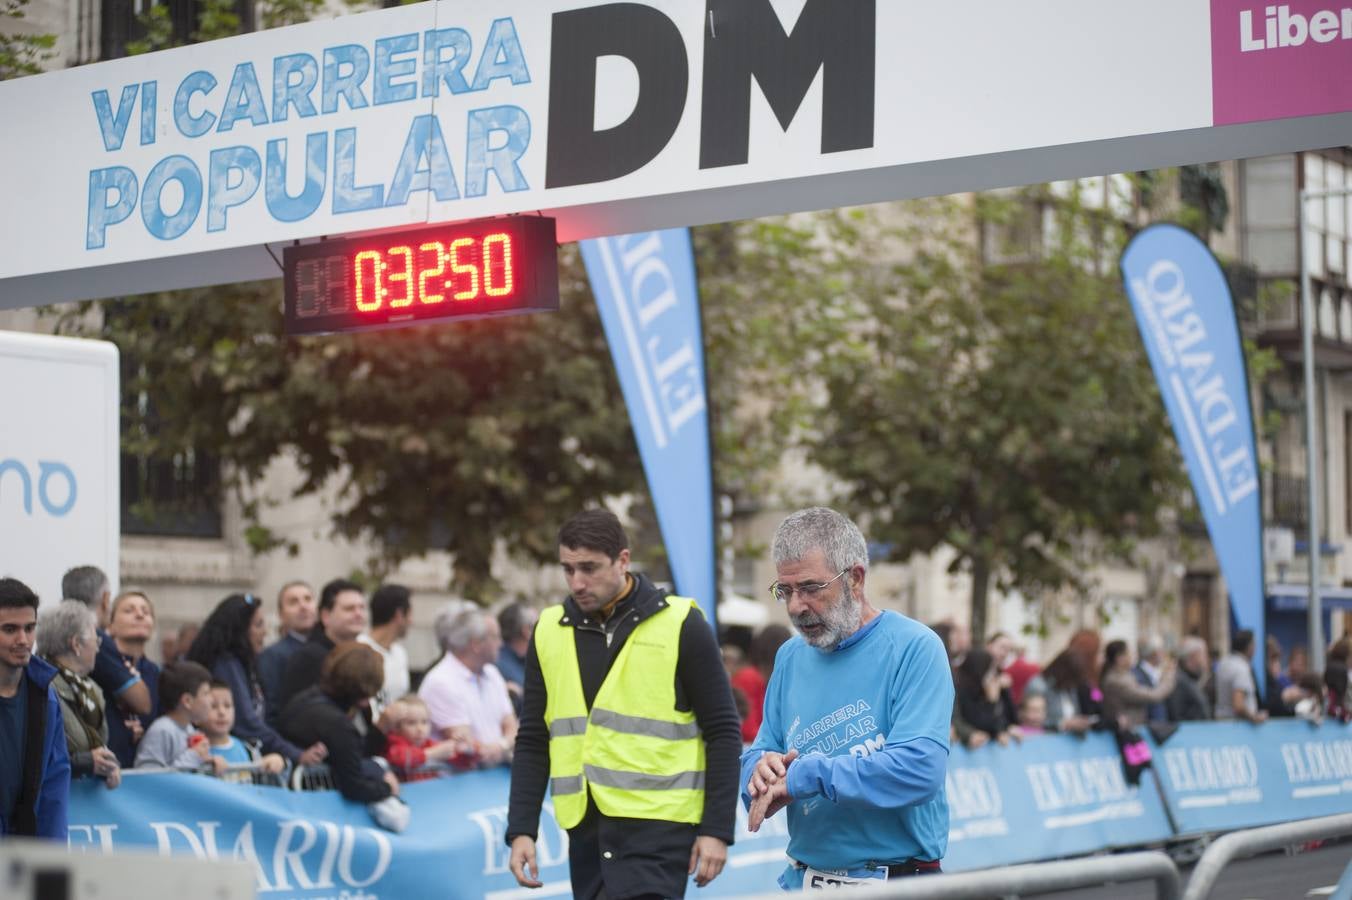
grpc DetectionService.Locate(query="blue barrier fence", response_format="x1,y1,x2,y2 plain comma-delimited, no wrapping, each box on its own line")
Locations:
66,719,1351,897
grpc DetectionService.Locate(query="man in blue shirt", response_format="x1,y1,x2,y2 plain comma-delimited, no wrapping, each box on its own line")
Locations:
0,577,70,839
495,602,537,716
742,507,952,889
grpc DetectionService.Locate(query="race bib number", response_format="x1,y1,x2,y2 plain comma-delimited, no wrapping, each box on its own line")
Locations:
802,865,887,890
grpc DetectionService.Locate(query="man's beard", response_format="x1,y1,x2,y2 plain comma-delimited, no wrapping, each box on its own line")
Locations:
791,582,862,651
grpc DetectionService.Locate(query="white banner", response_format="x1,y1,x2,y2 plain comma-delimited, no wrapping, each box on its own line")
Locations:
1,0,1349,306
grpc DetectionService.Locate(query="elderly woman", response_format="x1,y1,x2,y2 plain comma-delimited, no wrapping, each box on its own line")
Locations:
281,642,398,803
37,601,120,788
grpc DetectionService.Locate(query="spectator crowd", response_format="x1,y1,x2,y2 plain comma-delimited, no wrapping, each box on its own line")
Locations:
920,621,1347,749
0,566,544,838
5,560,1351,843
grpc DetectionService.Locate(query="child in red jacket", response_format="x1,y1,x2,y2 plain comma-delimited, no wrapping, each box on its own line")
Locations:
382,695,477,781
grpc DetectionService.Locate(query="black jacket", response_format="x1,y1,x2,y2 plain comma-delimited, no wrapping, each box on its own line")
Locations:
506,573,741,900
1166,666,1212,722
277,630,335,714
279,686,390,804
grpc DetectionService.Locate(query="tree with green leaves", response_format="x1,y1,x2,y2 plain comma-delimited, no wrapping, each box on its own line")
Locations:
0,0,55,80
804,191,1191,639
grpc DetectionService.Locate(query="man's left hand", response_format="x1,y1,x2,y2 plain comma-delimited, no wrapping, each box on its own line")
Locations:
748,779,794,832
688,835,728,887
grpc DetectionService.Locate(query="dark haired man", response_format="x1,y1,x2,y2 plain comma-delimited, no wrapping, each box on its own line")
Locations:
359,584,412,716
1214,629,1267,723
0,577,70,838
278,579,367,713
257,580,315,728
496,602,539,715
507,509,740,898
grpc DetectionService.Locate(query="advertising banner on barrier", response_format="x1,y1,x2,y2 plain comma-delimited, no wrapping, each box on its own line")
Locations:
1120,223,1265,692
944,731,1174,871
68,768,789,898
1150,719,1352,834
74,726,1350,894
581,229,716,620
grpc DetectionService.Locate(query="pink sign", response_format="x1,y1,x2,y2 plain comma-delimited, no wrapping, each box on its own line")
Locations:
1212,0,1352,125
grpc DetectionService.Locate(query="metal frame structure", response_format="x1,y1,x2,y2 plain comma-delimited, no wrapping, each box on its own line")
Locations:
740,851,1182,900
1181,812,1352,900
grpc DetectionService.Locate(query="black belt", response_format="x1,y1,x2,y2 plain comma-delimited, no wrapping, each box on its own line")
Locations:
795,859,943,879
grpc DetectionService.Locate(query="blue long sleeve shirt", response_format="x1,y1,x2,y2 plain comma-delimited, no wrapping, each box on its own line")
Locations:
740,611,953,869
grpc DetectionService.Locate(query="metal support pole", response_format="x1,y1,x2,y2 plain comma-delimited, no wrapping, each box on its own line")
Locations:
1297,185,1352,673
1300,187,1324,674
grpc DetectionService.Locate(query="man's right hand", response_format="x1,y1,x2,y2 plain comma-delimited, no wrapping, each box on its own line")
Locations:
509,835,543,888
747,748,799,797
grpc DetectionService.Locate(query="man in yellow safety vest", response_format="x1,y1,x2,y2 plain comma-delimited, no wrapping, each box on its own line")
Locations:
506,509,741,899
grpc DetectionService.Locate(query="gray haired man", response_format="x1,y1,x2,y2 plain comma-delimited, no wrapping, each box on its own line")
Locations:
417,605,517,766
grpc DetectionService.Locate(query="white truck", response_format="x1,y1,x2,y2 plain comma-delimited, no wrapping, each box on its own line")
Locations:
0,330,119,605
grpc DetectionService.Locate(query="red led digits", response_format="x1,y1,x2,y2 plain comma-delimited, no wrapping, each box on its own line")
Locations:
418,242,446,305
354,250,382,312
352,233,515,313
386,245,414,308
284,216,556,335
484,233,514,297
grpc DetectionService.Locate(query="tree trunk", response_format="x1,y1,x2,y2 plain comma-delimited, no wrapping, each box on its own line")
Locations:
970,555,991,644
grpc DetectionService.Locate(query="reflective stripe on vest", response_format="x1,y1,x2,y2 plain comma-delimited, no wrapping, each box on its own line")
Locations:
535,596,706,829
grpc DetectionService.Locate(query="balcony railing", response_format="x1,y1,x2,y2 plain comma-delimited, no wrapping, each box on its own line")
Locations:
1268,471,1309,535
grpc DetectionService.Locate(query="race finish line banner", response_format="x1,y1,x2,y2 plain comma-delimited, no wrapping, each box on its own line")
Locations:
1121,223,1265,691
581,229,716,619
5,1,1352,308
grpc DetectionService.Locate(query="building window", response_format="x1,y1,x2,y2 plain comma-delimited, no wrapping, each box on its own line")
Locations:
119,350,222,539
100,0,254,60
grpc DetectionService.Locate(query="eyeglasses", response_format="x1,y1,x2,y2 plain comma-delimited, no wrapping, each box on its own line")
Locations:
768,568,849,604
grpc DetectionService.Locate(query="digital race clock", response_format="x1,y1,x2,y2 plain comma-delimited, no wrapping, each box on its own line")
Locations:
283,216,559,335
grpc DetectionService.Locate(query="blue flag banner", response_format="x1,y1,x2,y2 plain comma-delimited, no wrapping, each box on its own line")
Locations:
1121,224,1265,691
580,230,716,621
944,731,1174,871
1148,719,1352,835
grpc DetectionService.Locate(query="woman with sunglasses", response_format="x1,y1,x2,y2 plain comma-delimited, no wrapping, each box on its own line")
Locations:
187,594,327,768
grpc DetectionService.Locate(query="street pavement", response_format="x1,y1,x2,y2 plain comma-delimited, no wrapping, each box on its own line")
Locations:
1023,840,1352,900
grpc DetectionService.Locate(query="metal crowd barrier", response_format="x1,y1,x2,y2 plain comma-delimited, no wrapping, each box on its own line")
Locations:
1180,812,1352,900
823,851,1183,900
119,761,285,787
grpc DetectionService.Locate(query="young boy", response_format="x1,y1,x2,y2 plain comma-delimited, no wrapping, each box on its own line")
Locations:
202,682,286,782
381,694,476,781
135,661,226,774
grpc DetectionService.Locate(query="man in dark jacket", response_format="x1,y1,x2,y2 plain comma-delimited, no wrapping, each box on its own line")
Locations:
1166,636,1212,722
0,577,71,839
506,509,741,899
277,578,367,713
257,580,315,728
